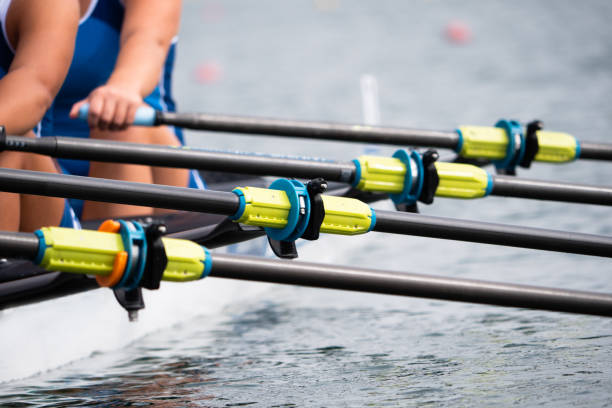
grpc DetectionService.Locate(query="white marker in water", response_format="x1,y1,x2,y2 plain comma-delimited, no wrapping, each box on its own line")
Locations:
360,74,381,154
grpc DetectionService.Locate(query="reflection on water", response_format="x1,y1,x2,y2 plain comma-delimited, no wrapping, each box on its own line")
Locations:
2,0,612,406
3,301,612,406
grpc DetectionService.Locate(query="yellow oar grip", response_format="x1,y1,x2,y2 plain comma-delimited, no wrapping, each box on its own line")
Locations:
36,227,123,275
232,186,291,228
434,162,492,199
232,185,375,236
458,125,579,163
353,155,406,194
457,126,509,160
320,195,374,235
161,237,207,282
35,227,210,283
535,130,578,162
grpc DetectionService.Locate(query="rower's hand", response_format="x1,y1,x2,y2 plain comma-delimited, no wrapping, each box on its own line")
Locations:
69,85,143,131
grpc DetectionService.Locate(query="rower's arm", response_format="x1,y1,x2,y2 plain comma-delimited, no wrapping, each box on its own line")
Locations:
0,0,79,135
113,0,181,100
70,0,182,131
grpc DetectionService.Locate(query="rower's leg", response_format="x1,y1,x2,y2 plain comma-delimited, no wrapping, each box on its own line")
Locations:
148,126,190,215
82,126,191,219
19,156,68,232
0,150,22,231
82,127,156,220
149,126,189,187
0,132,65,232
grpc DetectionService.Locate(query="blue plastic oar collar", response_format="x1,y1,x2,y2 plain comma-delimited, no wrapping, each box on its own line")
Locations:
200,246,213,279
389,149,424,206
115,220,148,291
494,119,526,173
266,179,311,242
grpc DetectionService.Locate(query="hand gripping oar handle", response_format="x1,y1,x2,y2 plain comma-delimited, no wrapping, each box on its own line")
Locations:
77,104,612,163
77,103,460,147
78,104,158,126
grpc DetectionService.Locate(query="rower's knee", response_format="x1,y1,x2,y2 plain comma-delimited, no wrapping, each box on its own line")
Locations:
0,150,24,169
149,126,181,147
89,126,158,144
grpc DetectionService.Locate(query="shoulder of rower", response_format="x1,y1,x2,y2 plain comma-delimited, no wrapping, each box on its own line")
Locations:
5,0,80,50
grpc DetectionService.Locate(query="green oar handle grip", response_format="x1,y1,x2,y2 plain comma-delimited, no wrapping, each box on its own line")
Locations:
434,162,493,199
231,182,376,237
34,226,211,284
457,124,579,164
78,104,157,127
351,151,496,203
160,237,211,282
351,150,424,206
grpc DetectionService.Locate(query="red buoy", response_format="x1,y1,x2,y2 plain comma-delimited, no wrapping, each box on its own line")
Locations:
194,62,222,84
445,21,472,45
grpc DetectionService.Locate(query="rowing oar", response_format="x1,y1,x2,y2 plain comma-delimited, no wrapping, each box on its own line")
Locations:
0,214,267,311
77,106,612,175
1,168,611,260
1,225,612,318
3,133,611,207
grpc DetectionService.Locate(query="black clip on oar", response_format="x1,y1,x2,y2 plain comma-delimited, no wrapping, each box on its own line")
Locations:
231,177,375,260
231,177,347,260
139,223,168,290
267,237,299,259
519,120,544,169
32,220,214,320
102,221,170,320
113,288,145,322
395,149,440,213
302,178,327,240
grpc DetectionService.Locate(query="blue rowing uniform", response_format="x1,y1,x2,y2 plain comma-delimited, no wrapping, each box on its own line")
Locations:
41,0,206,218
0,1,13,82
0,0,80,228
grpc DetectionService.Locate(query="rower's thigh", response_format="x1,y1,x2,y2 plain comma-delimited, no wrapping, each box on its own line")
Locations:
91,125,189,187
149,126,190,188
19,154,66,232
83,127,156,219
0,151,21,231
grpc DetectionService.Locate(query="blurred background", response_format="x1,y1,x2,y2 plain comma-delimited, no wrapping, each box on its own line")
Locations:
2,0,612,405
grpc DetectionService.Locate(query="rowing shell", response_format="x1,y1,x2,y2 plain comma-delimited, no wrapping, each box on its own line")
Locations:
0,173,274,383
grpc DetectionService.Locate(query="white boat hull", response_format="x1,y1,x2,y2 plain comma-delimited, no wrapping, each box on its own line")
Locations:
0,275,272,382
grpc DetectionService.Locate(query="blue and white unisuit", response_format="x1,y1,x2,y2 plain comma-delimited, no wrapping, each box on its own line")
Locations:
41,0,206,218
0,0,80,228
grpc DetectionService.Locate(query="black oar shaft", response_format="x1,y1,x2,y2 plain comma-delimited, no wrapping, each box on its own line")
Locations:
579,142,612,161
0,231,38,259
1,228,611,317
157,111,461,149
1,168,612,258
491,175,612,205
373,210,612,258
155,112,612,163
7,136,612,207
211,253,612,317
5,136,356,183
0,168,240,215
